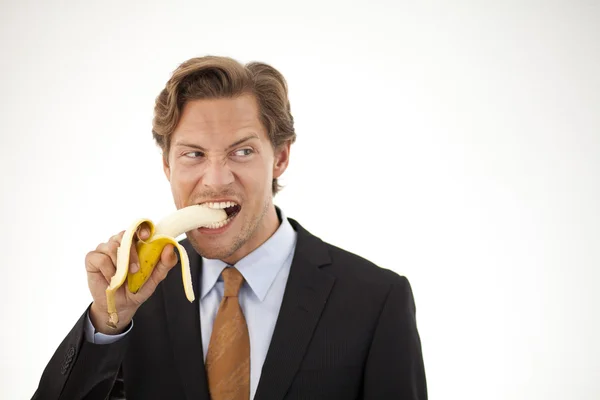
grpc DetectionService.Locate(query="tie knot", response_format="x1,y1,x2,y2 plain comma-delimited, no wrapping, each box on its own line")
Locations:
222,267,244,297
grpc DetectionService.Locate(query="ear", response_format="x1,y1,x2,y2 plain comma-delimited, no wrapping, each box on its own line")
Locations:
273,141,291,179
162,154,171,182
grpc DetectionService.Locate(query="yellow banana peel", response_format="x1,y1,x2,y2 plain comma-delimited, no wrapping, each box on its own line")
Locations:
105,205,227,328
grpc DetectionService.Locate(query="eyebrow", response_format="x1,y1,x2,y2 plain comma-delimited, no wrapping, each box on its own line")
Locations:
174,133,260,152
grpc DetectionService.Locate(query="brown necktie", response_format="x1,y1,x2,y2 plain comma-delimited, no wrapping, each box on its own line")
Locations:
205,267,250,400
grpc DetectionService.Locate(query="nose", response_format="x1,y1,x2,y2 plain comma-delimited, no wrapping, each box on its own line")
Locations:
202,158,234,189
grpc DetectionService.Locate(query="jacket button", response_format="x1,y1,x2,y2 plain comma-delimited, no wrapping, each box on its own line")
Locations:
67,346,75,358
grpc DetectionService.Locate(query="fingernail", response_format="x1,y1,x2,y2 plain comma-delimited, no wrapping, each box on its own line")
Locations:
130,263,139,273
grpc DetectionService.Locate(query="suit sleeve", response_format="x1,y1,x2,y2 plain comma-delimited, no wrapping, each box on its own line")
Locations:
31,303,131,400
362,276,428,399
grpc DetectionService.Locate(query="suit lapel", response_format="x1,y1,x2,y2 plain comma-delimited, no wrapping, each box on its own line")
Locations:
163,238,210,400
254,218,335,400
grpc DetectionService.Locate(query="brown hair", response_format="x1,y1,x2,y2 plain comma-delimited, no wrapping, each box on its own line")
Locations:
152,55,296,195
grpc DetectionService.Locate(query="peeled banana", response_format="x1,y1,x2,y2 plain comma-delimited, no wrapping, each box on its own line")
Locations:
105,205,227,328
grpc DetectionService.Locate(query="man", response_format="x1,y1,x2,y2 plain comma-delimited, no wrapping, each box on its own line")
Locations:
32,55,427,399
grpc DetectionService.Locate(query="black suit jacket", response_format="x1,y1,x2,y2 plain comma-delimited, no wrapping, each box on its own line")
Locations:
32,217,427,399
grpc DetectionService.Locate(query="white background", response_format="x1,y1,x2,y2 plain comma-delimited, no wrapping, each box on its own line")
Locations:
1,0,599,399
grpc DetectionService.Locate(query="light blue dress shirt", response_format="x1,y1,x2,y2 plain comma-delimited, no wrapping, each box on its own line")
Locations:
85,209,298,399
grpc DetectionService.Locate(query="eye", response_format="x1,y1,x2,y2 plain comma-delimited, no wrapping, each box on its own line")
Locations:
232,148,254,157
183,151,204,158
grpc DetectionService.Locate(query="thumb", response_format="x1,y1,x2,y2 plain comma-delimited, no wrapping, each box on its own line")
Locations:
131,243,178,301
152,243,178,283
160,243,179,269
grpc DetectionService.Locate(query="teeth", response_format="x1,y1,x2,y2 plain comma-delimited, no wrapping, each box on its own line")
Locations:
205,214,234,229
198,201,239,230
202,201,237,209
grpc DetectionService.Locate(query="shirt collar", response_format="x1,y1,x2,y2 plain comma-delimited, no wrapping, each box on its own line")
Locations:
200,208,297,302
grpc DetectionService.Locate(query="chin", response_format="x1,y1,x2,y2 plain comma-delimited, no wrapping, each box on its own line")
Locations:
186,227,246,261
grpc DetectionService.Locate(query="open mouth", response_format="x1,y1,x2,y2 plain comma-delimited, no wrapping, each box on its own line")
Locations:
200,201,241,229
224,204,241,219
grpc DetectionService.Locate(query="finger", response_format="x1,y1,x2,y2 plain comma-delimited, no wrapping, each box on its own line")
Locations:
160,243,179,269
129,241,140,274
85,251,116,284
137,223,151,241
96,241,118,268
129,223,151,274
109,230,125,245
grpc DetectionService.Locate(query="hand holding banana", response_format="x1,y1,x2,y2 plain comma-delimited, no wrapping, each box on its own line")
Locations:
86,205,227,333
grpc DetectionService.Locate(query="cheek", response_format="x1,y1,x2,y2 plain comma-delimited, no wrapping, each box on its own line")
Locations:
170,165,202,197
232,162,270,192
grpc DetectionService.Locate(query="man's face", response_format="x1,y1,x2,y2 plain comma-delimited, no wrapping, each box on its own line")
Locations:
163,93,290,264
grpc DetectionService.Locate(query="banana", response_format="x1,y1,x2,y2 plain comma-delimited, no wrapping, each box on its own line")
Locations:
105,205,227,328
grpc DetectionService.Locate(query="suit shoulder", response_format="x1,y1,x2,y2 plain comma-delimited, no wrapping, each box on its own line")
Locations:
288,217,408,286
321,240,407,286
